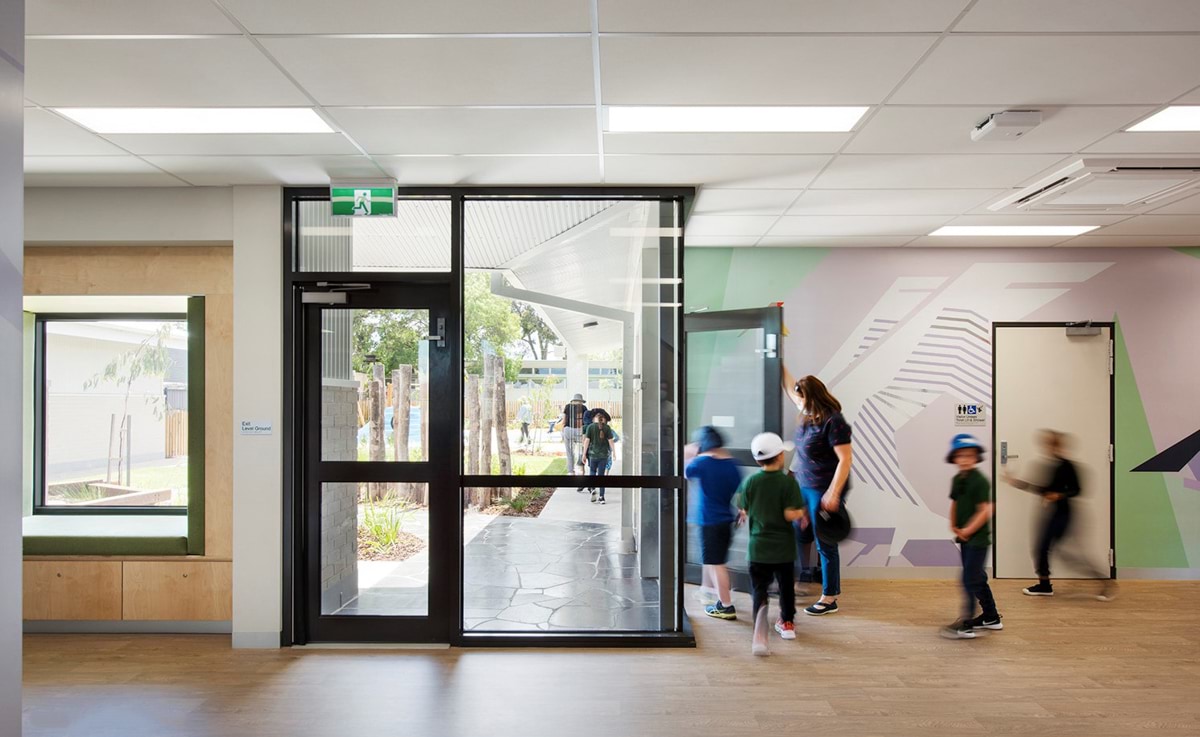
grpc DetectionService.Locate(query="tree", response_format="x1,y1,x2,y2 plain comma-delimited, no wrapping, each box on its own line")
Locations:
84,322,176,485
512,302,560,360
352,310,424,375
464,271,521,376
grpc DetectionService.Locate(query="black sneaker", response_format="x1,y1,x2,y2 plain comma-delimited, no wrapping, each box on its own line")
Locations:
1023,582,1054,596
939,620,978,640
967,613,1003,630
599,497,606,505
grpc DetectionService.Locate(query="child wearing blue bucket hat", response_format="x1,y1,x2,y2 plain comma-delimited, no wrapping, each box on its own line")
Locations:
941,433,1004,640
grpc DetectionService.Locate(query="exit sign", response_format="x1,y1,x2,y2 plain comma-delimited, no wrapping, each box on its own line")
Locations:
331,182,395,217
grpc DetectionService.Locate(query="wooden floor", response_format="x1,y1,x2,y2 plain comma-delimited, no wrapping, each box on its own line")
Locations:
22,579,1200,737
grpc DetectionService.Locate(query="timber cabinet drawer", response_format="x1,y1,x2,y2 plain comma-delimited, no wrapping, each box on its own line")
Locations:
122,561,232,620
23,561,123,620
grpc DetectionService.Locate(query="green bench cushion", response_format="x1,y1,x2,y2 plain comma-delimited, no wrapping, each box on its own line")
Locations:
23,515,188,556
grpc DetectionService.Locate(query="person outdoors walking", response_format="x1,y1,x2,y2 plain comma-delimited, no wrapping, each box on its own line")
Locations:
783,370,853,616
559,393,589,477
516,397,533,448
582,411,616,504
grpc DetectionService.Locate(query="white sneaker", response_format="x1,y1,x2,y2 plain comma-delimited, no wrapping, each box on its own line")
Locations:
751,641,770,657
774,620,797,640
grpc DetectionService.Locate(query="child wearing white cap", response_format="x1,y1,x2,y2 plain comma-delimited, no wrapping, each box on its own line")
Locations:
736,432,808,656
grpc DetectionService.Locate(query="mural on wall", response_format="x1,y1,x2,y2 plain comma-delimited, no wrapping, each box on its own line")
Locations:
686,246,1200,571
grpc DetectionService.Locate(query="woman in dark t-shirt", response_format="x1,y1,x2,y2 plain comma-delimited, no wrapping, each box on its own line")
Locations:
783,370,853,616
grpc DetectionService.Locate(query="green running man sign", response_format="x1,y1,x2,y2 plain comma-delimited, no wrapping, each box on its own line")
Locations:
331,185,396,216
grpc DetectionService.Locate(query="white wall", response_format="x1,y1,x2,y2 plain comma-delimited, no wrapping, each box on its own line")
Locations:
231,186,283,648
24,187,233,244
1,0,24,728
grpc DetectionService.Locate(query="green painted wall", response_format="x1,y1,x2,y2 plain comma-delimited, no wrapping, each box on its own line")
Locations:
1111,320,1186,567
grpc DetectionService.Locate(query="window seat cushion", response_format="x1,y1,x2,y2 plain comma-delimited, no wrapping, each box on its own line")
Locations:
22,515,188,556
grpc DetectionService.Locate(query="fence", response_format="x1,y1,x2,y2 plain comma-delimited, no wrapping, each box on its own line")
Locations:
165,410,188,458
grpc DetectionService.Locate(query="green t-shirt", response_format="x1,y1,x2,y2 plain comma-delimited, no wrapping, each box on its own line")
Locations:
735,470,805,564
584,423,614,460
950,468,992,548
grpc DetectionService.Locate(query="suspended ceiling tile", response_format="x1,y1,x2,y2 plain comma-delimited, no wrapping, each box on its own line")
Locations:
1091,214,1200,236
144,155,382,186
791,189,1003,215
605,154,830,188
219,0,590,33
329,108,597,155
769,214,952,237
603,132,849,155
25,38,309,107
1147,192,1200,215
693,189,801,216
891,36,1200,105
847,105,1152,155
24,109,124,156
378,155,601,185
758,235,915,248
684,236,761,247
904,234,1072,248
812,154,1065,189
260,37,594,106
103,133,360,156
599,0,968,32
1083,130,1200,155
945,213,1132,228
23,156,187,187
1061,234,1200,247
27,0,240,34
956,0,1200,31
686,215,779,238
600,36,935,105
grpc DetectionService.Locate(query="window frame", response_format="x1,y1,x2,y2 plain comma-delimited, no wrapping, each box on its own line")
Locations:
33,311,193,517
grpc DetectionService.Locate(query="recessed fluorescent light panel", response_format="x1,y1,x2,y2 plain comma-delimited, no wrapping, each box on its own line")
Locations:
54,107,333,134
606,106,868,133
930,225,1099,237
1127,106,1200,132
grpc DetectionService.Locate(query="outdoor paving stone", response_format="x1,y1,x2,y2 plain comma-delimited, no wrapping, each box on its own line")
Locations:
542,579,610,598
510,593,554,606
496,603,553,625
462,597,513,610
473,619,538,632
566,588,631,610
549,606,616,629
462,585,516,600
542,561,599,579
614,606,663,631
462,608,503,619
532,597,574,611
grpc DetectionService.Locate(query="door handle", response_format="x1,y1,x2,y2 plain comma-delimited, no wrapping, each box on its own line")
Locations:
1000,441,1019,466
425,317,446,348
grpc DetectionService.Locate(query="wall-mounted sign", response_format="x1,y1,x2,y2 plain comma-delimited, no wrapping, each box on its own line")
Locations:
955,403,986,427
240,420,273,435
331,180,396,217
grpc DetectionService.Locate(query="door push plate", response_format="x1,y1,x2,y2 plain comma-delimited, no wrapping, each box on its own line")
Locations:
1000,441,1018,466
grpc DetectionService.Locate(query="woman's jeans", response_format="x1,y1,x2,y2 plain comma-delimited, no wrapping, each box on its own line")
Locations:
588,457,608,499
802,487,841,597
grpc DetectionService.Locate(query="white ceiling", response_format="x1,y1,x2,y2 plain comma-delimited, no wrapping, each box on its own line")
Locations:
21,0,1200,247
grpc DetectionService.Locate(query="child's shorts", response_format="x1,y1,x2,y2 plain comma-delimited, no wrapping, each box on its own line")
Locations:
700,523,735,565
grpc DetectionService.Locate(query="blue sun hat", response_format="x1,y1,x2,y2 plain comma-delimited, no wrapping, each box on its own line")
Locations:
947,433,985,463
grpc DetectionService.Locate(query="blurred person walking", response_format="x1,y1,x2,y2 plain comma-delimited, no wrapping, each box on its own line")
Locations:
1003,430,1116,601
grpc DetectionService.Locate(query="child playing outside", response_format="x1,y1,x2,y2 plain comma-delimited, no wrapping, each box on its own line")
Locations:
737,432,807,656
684,426,742,620
942,433,1003,640
581,412,615,504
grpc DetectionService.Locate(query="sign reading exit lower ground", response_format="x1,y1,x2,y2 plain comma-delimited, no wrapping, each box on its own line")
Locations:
955,403,986,426
331,180,396,217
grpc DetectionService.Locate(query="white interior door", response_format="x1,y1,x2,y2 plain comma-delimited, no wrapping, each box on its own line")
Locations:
994,325,1112,579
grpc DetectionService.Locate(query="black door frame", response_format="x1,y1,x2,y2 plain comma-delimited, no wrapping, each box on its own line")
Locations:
682,305,783,590
282,187,696,647
991,321,1116,580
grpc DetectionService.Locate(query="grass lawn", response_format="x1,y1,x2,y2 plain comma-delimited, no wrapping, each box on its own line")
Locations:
513,455,567,476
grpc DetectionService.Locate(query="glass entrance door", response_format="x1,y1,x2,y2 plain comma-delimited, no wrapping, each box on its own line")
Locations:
298,283,455,642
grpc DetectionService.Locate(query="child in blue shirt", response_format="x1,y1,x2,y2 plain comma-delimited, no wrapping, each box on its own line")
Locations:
684,426,743,620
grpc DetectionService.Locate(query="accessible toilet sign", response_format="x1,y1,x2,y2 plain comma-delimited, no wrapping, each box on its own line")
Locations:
955,403,986,427
331,180,396,217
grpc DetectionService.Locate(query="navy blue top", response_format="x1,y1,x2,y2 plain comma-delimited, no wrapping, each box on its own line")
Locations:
791,412,853,491
685,455,742,526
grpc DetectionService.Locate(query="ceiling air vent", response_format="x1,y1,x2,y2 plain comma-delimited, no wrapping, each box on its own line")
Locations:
989,158,1200,213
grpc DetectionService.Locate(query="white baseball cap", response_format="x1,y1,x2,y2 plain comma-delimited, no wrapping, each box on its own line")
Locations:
750,432,795,461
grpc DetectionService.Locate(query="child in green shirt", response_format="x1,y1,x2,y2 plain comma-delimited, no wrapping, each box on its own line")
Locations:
737,432,807,656
941,434,1003,640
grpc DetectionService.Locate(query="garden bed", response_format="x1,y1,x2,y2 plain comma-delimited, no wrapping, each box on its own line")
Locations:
357,528,426,562
481,487,557,518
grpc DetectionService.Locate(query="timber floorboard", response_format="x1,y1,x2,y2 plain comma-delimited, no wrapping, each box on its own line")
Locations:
21,579,1200,737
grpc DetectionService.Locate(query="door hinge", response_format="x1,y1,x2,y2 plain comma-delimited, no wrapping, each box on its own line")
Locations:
1108,444,1114,463
1108,549,1115,568
1109,340,1115,375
